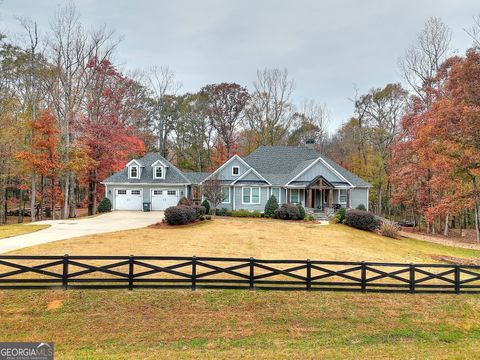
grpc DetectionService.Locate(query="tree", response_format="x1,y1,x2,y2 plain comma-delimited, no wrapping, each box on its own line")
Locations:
201,83,249,158
246,68,295,146
78,58,146,215
398,17,452,104
288,100,329,151
201,174,225,216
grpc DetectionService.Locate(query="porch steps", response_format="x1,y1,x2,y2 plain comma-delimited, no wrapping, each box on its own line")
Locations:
310,209,333,221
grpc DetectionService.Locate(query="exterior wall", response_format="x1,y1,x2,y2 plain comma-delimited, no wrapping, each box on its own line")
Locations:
349,188,369,210
106,184,186,210
294,160,344,183
216,157,250,182
240,171,264,182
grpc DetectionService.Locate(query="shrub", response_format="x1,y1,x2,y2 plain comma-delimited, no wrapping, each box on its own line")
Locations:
264,195,279,218
178,197,193,206
191,205,206,219
332,207,346,223
231,209,261,218
274,203,301,220
164,205,196,225
356,203,367,211
201,199,211,215
215,207,231,216
205,215,212,220
379,221,400,239
345,209,381,231
97,197,112,213
297,203,306,220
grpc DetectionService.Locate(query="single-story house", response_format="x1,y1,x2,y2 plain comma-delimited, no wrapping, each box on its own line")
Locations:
101,144,371,211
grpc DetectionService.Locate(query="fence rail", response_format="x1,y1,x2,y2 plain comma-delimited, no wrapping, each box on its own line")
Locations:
0,255,479,293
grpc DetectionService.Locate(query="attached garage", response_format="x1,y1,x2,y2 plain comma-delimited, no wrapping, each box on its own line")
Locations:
151,189,179,210
114,189,143,211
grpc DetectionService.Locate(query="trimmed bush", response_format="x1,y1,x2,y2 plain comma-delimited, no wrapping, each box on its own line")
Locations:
191,205,206,219
332,207,346,223
345,209,381,231
201,199,211,215
231,209,261,218
274,203,301,220
379,221,400,239
356,204,367,211
215,207,231,216
97,197,112,213
297,203,306,220
164,205,197,225
264,195,279,218
178,197,193,206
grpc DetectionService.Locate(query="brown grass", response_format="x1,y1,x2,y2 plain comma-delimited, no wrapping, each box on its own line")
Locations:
9,217,480,263
0,224,50,239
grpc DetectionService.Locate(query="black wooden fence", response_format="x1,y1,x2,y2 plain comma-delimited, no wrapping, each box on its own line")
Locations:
0,255,479,293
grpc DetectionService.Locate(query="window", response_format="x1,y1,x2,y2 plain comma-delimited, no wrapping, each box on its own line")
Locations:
129,166,138,178
232,166,239,176
221,186,230,203
242,187,260,204
339,189,347,204
117,189,127,195
271,187,280,202
167,190,176,196
131,190,141,195
154,166,164,179
153,190,162,195
290,189,299,204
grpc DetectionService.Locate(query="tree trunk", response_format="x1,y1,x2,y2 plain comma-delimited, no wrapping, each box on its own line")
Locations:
40,175,44,221
63,175,69,219
68,173,76,218
474,200,480,243
18,189,24,223
51,176,56,221
444,213,449,237
30,172,36,222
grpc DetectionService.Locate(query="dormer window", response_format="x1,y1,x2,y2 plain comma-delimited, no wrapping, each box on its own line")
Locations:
232,166,239,176
154,165,164,179
130,166,138,179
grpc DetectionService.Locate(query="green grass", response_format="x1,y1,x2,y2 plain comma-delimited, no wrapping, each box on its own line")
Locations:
0,223,50,239
1,290,480,359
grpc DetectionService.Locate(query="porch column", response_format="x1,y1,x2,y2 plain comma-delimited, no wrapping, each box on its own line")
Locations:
327,189,333,208
347,189,351,208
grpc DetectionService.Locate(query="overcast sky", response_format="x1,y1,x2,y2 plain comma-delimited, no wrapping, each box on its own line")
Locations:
1,0,478,131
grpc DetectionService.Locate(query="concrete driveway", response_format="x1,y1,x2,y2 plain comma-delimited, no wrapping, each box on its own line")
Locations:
0,211,163,254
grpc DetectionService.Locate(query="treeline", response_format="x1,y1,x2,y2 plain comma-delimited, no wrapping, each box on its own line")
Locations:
0,4,328,222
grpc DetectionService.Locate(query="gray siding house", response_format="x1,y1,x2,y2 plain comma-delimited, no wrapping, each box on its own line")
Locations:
102,145,371,211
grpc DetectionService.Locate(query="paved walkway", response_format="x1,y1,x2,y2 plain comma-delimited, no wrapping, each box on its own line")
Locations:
0,211,163,254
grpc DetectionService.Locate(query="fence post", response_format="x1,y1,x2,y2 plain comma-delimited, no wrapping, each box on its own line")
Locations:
192,256,197,291
249,257,254,290
455,265,460,294
409,263,415,293
361,261,366,293
62,254,69,290
128,255,134,291
306,259,311,291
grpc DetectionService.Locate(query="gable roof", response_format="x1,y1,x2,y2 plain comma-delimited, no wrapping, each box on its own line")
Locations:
244,146,371,187
103,153,191,184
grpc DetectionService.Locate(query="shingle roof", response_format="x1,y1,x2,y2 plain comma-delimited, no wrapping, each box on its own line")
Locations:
182,172,211,184
244,146,371,187
103,153,191,184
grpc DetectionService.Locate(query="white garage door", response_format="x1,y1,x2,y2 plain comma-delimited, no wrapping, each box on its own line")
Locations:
151,189,179,210
114,189,143,210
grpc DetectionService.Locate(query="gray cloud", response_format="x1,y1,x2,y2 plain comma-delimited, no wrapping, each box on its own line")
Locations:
1,0,478,131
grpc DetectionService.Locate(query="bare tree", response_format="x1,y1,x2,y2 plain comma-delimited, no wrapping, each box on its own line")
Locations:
201,83,249,158
201,174,225,216
292,99,329,152
44,3,118,218
465,14,480,48
246,68,295,145
398,17,452,103
144,65,181,155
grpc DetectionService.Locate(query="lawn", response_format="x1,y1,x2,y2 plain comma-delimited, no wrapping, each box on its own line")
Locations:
9,217,480,263
0,223,50,239
1,289,480,359
4,218,480,359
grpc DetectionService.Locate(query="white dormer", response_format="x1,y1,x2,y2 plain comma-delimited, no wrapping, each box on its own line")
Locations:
151,159,168,180
126,159,143,179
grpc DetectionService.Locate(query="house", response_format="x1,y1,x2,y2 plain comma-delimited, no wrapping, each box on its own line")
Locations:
102,144,371,211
